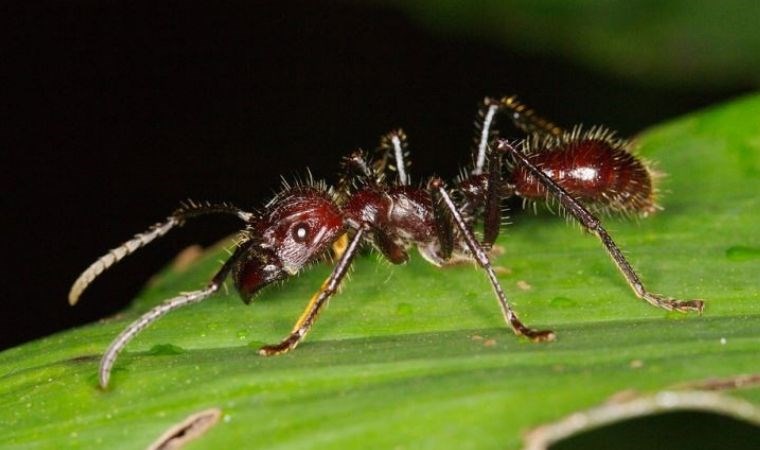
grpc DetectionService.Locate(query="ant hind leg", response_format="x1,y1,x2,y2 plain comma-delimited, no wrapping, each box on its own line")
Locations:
496,140,704,313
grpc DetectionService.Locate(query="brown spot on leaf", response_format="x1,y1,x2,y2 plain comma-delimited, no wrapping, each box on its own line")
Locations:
66,355,99,364
170,245,204,272
629,359,644,369
98,312,126,324
489,244,506,257
675,374,760,391
493,266,513,276
147,408,222,450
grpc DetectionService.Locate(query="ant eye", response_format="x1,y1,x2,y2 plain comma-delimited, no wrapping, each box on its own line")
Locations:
292,223,310,243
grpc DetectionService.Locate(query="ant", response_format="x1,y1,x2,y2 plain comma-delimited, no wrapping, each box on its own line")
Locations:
70,96,705,389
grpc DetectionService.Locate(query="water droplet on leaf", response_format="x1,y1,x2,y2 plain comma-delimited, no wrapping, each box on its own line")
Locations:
148,344,186,355
550,296,577,308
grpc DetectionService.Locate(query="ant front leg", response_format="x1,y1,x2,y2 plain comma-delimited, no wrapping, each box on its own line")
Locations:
258,228,366,356
496,140,704,313
430,178,555,342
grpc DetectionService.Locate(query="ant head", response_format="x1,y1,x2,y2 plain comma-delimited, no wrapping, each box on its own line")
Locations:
234,186,345,302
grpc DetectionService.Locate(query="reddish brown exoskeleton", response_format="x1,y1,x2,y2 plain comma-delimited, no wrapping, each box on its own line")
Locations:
70,96,704,389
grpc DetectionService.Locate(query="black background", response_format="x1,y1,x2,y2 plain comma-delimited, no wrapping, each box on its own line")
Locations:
3,1,750,349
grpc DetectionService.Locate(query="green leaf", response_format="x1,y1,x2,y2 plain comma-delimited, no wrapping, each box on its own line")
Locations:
2,94,758,449
387,0,760,88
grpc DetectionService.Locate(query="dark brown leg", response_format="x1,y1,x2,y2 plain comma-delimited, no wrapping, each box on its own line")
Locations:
496,140,704,313
472,97,558,249
462,98,508,248
499,96,563,137
259,228,367,356
99,240,254,389
481,142,504,249
430,177,555,341
374,228,410,264
430,179,454,261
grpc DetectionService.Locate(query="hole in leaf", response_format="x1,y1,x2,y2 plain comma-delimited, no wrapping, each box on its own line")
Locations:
550,411,760,450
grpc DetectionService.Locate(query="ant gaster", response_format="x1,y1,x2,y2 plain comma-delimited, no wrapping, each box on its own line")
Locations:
70,96,705,389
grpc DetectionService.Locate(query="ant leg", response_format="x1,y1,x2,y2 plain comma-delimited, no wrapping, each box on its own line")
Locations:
259,228,366,356
496,140,704,313
499,96,563,137
430,177,555,342
374,229,410,264
378,129,410,185
339,150,379,196
99,240,254,389
482,141,504,249
471,96,560,177
431,182,454,261
472,98,502,176
69,201,253,305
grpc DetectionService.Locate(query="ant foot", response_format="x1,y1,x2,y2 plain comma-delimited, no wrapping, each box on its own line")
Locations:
521,328,556,342
647,293,705,314
258,335,299,356
672,299,705,313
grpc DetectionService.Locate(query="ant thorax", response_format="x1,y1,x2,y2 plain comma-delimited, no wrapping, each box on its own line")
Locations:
343,185,452,266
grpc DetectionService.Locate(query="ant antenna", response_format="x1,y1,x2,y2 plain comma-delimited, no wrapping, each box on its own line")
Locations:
69,201,253,305
100,285,217,388
98,239,253,388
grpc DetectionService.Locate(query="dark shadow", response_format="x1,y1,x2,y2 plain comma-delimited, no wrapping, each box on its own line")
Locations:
551,411,760,450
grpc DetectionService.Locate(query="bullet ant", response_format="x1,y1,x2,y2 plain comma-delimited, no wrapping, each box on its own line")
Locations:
70,96,705,389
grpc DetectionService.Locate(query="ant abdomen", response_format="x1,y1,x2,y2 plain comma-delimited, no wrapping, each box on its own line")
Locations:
510,128,657,216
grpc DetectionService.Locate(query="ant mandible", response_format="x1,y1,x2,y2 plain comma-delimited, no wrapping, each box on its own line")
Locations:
70,96,705,389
